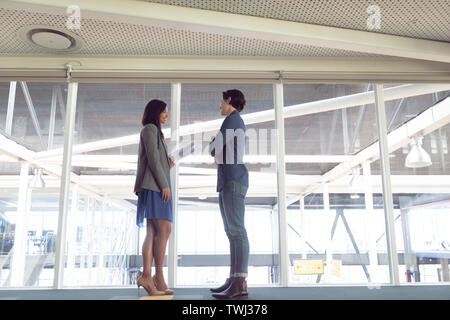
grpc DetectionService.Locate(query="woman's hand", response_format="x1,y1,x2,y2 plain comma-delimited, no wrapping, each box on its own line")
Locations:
161,187,171,203
169,157,175,169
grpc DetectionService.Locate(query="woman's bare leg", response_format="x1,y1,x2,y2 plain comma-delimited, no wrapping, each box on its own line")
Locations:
152,218,172,289
141,219,156,284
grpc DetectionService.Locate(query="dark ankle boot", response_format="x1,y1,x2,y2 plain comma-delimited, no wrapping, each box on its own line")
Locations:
212,278,248,299
210,277,233,293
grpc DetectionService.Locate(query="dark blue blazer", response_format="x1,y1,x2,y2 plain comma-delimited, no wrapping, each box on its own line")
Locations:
209,110,249,192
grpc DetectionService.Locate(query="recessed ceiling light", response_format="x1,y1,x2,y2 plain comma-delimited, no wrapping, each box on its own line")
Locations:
18,25,84,53
31,30,72,50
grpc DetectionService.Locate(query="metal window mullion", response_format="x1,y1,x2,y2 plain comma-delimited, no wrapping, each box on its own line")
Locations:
273,82,288,287
80,196,89,277
53,82,78,289
373,84,400,285
323,183,333,273
168,82,181,288
299,196,307,259
65,185,78,286
363,161,379,282
97,197,106,285
87,198,95,284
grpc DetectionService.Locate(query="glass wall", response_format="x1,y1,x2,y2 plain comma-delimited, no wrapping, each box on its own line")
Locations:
63,192,137,287
378,88,450,284
74,83,171,286
0,81,67,287
1,79,449,288
177,83,279,286
283,83,390,285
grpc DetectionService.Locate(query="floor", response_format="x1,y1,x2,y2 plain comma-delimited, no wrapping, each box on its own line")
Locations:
0,285,449,300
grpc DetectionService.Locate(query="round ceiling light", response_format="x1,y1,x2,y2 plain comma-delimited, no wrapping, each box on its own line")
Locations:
18,25,84,53
31,30,72,50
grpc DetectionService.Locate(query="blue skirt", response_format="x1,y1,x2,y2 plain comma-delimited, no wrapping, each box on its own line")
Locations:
136,181,173,228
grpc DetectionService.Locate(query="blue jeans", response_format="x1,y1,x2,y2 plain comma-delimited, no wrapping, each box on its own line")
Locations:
218,180,249,278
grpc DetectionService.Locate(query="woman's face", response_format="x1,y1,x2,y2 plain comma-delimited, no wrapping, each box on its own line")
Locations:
159,106,169,125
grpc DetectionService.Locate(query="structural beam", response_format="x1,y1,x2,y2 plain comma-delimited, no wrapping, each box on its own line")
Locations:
1,54,450,83
350,84,371,153
19,81,45,150
45,154,354,168
5,81,16,135
33,84,450,159
0,132,103,197
47,85,57,150
4,0,450,63
301,95,450,196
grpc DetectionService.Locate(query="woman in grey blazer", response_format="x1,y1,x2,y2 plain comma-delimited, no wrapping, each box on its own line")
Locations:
134,99,175,296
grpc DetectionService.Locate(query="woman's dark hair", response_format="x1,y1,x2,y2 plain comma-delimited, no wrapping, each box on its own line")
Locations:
141,99,167,146
223,89,246,112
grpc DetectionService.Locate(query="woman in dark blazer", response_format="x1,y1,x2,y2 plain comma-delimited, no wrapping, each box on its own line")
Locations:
134,99,175,296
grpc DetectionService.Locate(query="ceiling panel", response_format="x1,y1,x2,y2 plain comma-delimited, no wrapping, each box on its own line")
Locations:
0,7,382,56
143,0,450,42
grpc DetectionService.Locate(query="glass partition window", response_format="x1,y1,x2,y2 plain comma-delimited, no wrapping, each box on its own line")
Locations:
381,89,450,284
176,83,279,286
74,83,170,286
283,83,390,285
64,194,137,287
0,81,67,287
2,79,449,289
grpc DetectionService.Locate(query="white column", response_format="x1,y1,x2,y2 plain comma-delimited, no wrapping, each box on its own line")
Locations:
97,197,106,285
299,196,307,259
87,198,95,284
363,161,379,282
80,196,88,281
10,162,30,287
323,183,333,275
374,84,400,285
273,82,289,287
65,185,78,286
5,81,16,135
168,83,181,288
53,82,78,289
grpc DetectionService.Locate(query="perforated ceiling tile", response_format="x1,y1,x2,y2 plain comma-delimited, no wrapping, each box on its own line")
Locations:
143,0,450,42
0,7,382,56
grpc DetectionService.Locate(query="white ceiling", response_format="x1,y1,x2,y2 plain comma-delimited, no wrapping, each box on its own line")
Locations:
142,0,450,42
0,6,380,57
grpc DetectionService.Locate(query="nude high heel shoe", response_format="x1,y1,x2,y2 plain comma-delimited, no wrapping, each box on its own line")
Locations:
153,275,175,295
137,275,165,296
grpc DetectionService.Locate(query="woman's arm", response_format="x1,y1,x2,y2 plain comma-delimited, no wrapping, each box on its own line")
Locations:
141,124,169,190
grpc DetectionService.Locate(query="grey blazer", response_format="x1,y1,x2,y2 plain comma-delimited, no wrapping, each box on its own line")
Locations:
134,123,170,195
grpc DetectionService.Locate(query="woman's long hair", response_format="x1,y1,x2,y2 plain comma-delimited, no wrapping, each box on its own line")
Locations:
141,99,166,147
